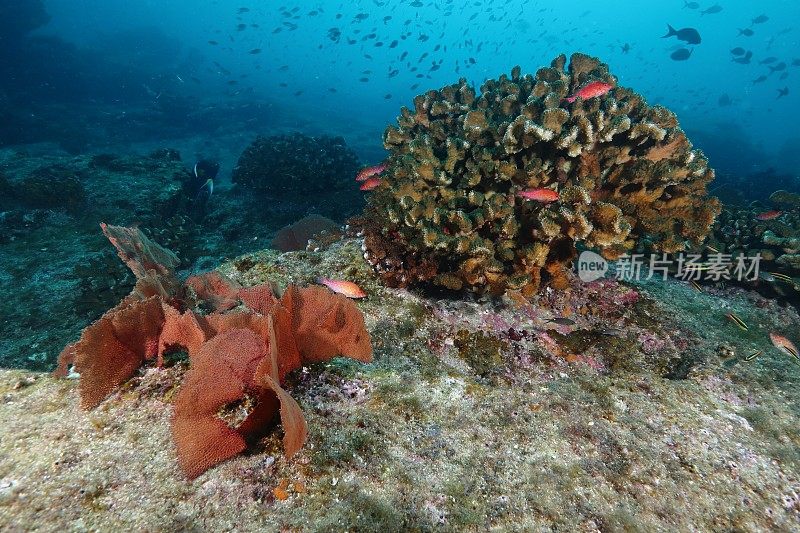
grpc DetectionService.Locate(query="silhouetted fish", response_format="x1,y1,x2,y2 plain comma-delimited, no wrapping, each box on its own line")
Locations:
670,48,693,61
752,14,769,24
701,4,722,15
738,28,754,36
730,47,745,56
662,25,701,44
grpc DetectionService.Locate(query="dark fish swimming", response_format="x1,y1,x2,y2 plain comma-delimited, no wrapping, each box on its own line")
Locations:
683,1,699,8
662,25,701,45
738,28,754,37
769,62,786,73
718,94,732,106
752,74,767,84
752,14,769,24
732,50,753,64
777,87,789,99
701,4,722,15
730,47,746,56
670,48,693,61
759,56,777,64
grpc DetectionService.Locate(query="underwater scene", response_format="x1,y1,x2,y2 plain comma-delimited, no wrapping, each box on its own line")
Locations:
2,0,800,530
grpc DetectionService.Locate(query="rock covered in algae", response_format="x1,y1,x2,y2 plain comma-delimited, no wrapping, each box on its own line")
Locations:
362,53,720,294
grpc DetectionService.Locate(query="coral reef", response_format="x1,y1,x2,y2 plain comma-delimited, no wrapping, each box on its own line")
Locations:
4,237,800,530
56,225,372,479
232,133,360,197
708,190,800,280
362,53,719,294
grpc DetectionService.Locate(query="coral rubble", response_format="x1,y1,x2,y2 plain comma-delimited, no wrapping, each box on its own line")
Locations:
56,224,372,478
362,53,719,294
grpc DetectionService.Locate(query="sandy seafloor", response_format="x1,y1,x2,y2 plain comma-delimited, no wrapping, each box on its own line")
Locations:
1,238,800,532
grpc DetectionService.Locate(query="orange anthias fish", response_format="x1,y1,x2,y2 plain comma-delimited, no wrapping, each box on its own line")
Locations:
755,210,782,221
360,177,382,191
355,162,387,182
770,332,799,361
565,81,614,103
517,188,560,203
318,278,367,299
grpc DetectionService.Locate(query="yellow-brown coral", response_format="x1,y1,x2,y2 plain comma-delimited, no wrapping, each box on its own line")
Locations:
362,53,720,293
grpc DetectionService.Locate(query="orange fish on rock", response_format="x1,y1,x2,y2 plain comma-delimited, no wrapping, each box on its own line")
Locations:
355,162,387,182
565,81,614,103
517,188,560,203
318,278,367,299
359,177,382,191
755,210,782,221
770,332,799,361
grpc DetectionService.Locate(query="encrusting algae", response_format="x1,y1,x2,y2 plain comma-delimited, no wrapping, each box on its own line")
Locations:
359,53,720,295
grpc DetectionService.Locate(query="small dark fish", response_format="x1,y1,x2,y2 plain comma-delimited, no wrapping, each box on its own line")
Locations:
718,94,732,106
777,87,789,99
662,24,701,44
684,1,699,8
769,62,786,73
768,272,794,283
738,28,754,37
701,4,722,15
237,23,247,31
760,56,777,64
670,48,693,61
359,77,369,82
751,14,769,24
621,43,631,54
249,48,261,54
389,40,398,48
744,350,763,362
732,51,753,64
792,58,800,66
237,7,250,14
384,93,392,99
208,40,219,45
725,312,748,331
598,327,624,337
730,47,746,56
752,74,767,84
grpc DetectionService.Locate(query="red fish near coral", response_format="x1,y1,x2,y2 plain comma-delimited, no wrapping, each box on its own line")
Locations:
565,81,614,103
517,188,560,203
755,210,782,221
360,177,382,191
355,162,387,182
318,278,367,299
770,332,799,361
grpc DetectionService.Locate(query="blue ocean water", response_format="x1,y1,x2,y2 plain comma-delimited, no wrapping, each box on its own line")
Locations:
5,0,798,176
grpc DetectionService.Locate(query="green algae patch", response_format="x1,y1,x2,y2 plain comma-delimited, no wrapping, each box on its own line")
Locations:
454,329,508,380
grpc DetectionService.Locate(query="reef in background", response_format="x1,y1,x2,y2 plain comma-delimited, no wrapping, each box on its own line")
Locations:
361,53,719,295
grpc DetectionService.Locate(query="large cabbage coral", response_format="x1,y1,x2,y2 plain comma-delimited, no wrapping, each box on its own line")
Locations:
362,53,720,294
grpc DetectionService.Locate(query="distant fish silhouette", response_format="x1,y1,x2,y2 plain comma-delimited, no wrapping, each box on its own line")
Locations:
670,48,693,61
751,14,769,25
777,87,789,99
738,28,754,36
701,4,723,15
662,24,701,44
683,1,699,8
730,47,746,56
